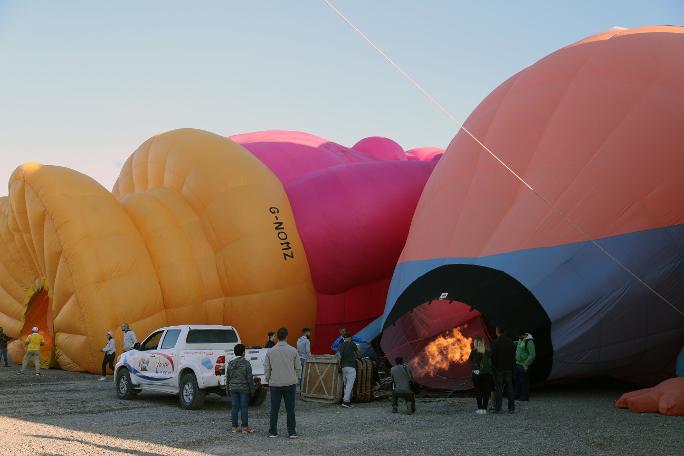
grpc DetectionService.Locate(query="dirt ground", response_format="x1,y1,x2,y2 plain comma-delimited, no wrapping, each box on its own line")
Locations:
0,365,682,456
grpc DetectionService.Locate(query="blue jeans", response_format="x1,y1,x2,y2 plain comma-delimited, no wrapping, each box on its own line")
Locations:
514,364,530,401
230,391,249,427
269,384,296,436
494,370,515,412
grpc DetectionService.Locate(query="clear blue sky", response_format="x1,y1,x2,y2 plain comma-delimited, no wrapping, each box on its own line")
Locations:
1,0,681,191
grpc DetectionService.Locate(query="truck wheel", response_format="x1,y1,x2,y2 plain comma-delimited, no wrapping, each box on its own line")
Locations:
179,373,206,410
116,368,138,400
250,387,268,406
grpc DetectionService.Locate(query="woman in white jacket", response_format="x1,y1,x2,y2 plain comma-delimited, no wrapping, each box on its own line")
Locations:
99,331,116,381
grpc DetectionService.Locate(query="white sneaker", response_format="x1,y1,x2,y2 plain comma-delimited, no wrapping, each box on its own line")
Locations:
481,409,487,415
98,376,107,381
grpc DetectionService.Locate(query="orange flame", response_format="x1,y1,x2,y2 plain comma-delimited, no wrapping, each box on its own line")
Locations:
410,326,473,377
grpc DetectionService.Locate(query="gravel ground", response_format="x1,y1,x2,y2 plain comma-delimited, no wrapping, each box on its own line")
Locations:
0,365,682,456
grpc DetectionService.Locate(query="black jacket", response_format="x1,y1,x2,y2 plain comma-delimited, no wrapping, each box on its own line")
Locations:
338,341,359,368
227,356,254,393
490,334,516,371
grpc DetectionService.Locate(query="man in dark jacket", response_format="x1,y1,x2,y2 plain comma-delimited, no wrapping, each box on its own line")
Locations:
338,333,359,408
227,344,255,433
390,357,415,414
0,327,12,367
491,326,516,413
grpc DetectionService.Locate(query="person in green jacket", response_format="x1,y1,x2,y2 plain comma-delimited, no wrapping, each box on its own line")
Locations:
514,331,536,401
469,336,493,414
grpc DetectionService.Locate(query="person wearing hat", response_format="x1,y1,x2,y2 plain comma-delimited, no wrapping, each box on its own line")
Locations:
338,332,359,408
19,327,44,376
99,331,117,381
121,323,137,352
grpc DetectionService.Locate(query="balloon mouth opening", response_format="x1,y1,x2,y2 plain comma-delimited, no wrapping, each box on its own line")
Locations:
381,299,494,390
15,287,55,368
383,264,554,386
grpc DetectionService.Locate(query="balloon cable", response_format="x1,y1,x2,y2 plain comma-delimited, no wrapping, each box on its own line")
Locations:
321,0,683,317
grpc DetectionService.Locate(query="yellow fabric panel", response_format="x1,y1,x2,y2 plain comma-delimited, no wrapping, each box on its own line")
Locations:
0,164,164,372
145,187,223,301
119,191,206,317
114,129,317,345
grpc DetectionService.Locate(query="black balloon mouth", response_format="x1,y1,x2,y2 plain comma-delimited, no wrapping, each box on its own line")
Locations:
382,264,553,386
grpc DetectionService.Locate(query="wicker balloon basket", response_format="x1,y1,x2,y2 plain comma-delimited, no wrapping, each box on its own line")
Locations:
301,355,375,404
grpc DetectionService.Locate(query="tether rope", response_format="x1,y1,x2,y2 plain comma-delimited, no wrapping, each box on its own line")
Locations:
321,0,683,317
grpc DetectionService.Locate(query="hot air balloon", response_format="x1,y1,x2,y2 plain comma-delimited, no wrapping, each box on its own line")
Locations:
363,25,684,390
0,129,441,373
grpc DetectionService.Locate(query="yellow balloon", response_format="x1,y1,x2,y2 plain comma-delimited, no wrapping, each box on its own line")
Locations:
0,129,316,373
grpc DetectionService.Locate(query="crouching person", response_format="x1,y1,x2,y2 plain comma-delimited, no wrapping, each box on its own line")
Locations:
390,357,416,414
227,343,255,434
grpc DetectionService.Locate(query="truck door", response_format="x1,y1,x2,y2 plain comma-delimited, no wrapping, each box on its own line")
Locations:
155,328,181,387
132,330,166,384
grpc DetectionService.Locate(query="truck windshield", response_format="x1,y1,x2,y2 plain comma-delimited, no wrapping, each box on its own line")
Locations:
186,329,238,344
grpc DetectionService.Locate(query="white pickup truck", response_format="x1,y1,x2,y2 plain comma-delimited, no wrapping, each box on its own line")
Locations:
114,325,269,409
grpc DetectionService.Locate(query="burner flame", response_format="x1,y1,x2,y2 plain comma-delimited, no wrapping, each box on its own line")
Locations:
409,326,473,377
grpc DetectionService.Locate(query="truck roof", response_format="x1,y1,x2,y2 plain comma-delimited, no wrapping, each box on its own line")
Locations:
157,324,236,331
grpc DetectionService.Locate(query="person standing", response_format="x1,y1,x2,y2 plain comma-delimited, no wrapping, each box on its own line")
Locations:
296,327,312,385
390,357,416,414
514,331,536,401
264,327,301,439
0,327,12,367
19,327,44,376
469,336,494,414
265,332,276,349
491,326,516,414
121,323,137,352
227,343,255,434
330,327,366,353
99,331,116,381
338,333,359,408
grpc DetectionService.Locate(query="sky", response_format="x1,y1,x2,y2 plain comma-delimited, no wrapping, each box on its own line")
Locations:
0,0,682,191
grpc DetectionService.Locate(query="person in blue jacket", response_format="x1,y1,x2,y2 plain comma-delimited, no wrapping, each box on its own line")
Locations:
330,327,366,353
677,345,684,377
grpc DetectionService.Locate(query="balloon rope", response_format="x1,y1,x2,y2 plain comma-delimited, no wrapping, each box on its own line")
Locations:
321,0,683,318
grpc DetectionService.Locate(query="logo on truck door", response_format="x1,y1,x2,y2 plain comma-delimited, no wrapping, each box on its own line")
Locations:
124,352,174,381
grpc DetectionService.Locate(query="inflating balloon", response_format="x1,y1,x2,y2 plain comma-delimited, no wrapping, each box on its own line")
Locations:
365,25,684,389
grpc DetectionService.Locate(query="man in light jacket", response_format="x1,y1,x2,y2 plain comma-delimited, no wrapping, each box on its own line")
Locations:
121,323,137,352
98,331,116,381
264,327,301,439
296,327,312,385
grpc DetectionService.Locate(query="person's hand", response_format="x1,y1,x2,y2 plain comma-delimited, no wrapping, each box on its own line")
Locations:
523,365,528,372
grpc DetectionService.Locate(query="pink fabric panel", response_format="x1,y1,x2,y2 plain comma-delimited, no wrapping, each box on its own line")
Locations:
231,130,369,184
287,161,435,295
352,136,407,161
